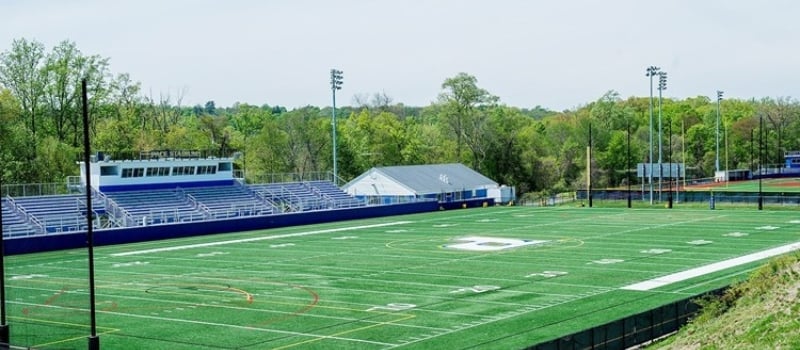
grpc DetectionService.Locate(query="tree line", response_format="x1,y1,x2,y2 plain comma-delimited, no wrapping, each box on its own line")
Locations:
1,38,799,200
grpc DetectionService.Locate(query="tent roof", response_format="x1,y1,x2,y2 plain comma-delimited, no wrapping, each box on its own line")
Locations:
357,163,497,195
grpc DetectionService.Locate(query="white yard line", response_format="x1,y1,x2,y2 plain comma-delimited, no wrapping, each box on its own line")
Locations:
387,287,615,348
110,221,412,257
8,301,397,347
621,241,800,291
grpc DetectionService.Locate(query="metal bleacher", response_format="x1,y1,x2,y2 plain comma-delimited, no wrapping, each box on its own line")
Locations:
10,194,94,234
250,182,327,212
104,188,204,226
182,184,275,219
1,197,37,237
249,181,365,212
105,184,278,225
306,180,366,209
2,180,366,236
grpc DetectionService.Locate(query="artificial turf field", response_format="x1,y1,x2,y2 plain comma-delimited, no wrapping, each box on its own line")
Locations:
5,206,800,349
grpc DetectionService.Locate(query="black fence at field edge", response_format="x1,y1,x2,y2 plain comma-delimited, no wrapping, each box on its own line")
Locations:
524,287,726,350
576,190,800,205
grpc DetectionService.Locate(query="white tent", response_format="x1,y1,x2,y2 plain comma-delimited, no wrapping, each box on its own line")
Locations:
342,163,512,204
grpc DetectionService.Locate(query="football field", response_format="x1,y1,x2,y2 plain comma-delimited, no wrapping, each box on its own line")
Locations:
5,206,800,349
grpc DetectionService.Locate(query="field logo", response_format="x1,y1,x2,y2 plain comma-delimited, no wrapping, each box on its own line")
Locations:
445,236,547,251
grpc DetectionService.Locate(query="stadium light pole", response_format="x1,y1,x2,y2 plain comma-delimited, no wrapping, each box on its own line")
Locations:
657,71,667,202
330,69,343,184
667,112,673,208
646,66,660,205
715,90,723,173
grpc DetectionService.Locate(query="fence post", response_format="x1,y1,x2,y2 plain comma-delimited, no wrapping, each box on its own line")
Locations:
709,190,715,210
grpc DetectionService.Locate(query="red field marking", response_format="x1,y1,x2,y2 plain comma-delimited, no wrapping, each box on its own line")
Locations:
252,284,319,327
139,280,319,326
19,286,116,318
44,287,67,306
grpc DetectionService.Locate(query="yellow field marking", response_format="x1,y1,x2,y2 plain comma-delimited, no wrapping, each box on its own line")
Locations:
551,237,585,249
139,282,254,302
8,315,120,348
224,286,253,303
272,313,416,350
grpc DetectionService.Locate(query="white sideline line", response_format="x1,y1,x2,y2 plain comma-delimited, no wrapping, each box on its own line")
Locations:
8,301,397,347
110,221,412,257
621,241,800,291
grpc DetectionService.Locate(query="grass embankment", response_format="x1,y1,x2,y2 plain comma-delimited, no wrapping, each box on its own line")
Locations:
650,253,800,349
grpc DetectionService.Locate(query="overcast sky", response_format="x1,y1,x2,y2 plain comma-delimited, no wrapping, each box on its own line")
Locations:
3,0,799,110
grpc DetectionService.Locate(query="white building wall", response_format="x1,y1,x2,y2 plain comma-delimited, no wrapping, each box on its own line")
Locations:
343,170,415,196
79,158,234,191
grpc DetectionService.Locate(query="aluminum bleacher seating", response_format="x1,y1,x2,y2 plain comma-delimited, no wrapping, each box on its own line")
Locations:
306,180,366,208
249,180,364,212
1,198,37,237
105,184,277,225
104,188,203,226
3,181,365,234
12,194,89,233
182,185,275,219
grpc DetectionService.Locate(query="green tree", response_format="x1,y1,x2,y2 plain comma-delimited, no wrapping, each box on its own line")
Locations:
0,38,46,146
599,131,629,186
341,109,405,172
228,103,270,177
204,100,216,115
248,116,290,181
41,40,112,146
482,106,530,187
438,73,498,168
281,107,329,176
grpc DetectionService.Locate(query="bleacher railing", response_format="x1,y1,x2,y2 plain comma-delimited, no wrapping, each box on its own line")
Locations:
144,208,207,225
187,194,212,219
40,215,85,233
304,182,336,207
5,196,17,212
253,190,282,212
106,197,135,227
208,203,266,219
27,212,44,234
